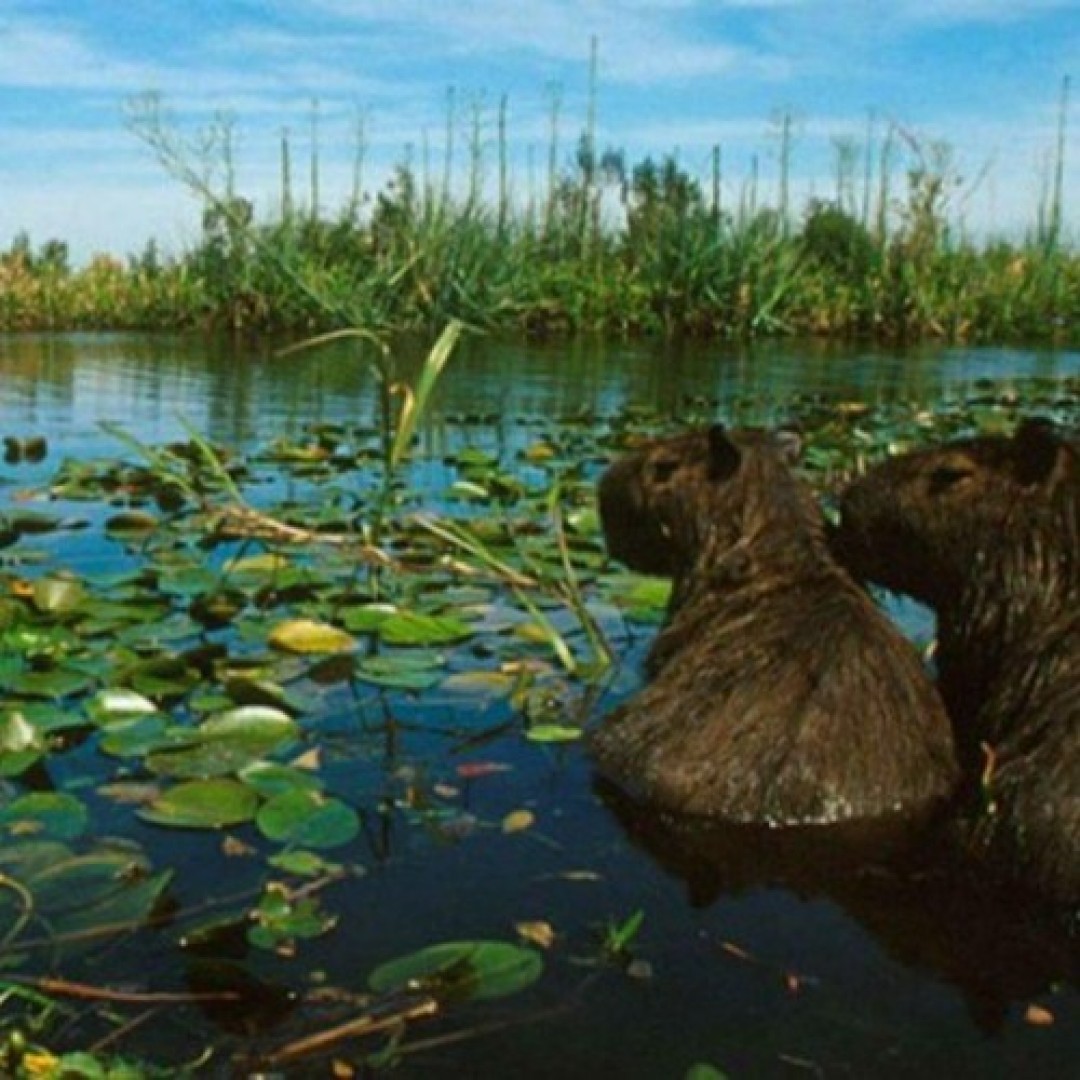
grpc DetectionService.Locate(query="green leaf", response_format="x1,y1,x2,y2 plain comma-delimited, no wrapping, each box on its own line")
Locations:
267,849,341,877
239,762,323,798
0,667,95,700
441,671,517,695
86,688,160,723
525,723,583,744
685,1065,730,1080
0,792,88,840
146,707,297,778
256,790,359,850
137,778,259,829
378,610,474,647
340,603,396,633
368,940,543,1003
355,653,446,690
223,553,293,576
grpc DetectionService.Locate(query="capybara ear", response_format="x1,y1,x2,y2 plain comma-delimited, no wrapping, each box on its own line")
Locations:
1012,418,1062,486
775,425,804,465
707,424,741,480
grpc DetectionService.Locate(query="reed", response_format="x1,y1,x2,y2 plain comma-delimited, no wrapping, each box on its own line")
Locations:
1,80,1074,343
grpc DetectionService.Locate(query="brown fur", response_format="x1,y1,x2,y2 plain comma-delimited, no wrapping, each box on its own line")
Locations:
591,425,957,825
835,420,1080,909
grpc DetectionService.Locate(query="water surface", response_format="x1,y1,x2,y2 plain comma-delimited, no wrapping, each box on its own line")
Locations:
1,333,1078,1078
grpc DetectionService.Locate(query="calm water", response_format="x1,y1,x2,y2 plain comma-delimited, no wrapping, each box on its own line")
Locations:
1,333,1078,1078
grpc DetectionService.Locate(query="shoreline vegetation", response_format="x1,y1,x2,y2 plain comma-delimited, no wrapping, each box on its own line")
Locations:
0,74,1076,344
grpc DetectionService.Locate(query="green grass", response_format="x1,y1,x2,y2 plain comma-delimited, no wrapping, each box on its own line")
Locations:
1,86,1075,344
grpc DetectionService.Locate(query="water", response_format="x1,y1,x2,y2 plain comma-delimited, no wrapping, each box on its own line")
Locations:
1,333,1078,1078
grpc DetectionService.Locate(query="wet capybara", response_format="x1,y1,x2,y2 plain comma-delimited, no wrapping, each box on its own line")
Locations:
591,424,958,825
835,419,1079,910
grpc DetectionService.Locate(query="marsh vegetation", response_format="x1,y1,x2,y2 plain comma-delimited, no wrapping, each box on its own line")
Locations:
1,78,1076,344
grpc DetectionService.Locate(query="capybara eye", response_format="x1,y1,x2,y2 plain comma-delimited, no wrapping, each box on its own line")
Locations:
928,464,974,494
650,459,679,483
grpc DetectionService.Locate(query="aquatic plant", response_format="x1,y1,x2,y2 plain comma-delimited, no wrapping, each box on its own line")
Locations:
1,77,1075,343
0,377,1078,1071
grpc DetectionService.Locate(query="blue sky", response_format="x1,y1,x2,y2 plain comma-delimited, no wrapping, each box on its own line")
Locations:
0,1,1075,263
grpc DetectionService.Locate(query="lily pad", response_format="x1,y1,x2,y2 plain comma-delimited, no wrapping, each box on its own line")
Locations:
0,792,89,840
137,778,260,829
256,790,360,850
356,653,446,690
377,610,475,647
525,723,583,744
239,762,323,797
86,688,160,723
0,666,95,700
32,575,87,616
268,618,356,655
146,707,297,778
368,940,543,1003
105,510,160,534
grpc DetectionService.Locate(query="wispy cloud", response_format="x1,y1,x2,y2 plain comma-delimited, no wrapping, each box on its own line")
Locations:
0,0,1072,260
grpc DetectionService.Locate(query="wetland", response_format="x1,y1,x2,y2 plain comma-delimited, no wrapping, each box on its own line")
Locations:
0,331,1078,1078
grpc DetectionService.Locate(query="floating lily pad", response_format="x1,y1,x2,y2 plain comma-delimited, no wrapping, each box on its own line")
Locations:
98,714,172,758
377,610,474,647
0,666,95,700
4,510,63,536
368,940,543,1003
267,849,342,878
340,603,396,633
0,792,88,840
355,653,446,690
120,655,202,700
86,688,160,723
239,761,323,797
105,509,160,534
138,778,259,829
248,889,335,950
256,789,359,849
223,553,293,577
190,588,247,628
32,575,87,615
268,618,356,655
441,671,517,696
525,723,583,744
146,707,297,778
225,675,302,713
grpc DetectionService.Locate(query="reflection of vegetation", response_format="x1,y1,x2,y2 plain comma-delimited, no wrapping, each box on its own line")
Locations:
0,80,1075,342
0,375,1077,1073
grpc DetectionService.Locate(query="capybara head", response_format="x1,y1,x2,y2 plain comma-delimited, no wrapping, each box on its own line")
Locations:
835,419,1077,608
599,423,806,580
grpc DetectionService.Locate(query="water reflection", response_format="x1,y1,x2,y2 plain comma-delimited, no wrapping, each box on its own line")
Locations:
2,333,1077,466
597,779,1079,1036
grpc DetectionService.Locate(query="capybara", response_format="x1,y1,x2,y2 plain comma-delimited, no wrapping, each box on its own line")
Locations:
835,419,1079,910
590,424,958,825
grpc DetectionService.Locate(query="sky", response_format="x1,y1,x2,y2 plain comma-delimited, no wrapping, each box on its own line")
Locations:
0,0,1076,264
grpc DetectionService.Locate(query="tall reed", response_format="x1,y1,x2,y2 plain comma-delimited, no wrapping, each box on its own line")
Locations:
1,78,1074,343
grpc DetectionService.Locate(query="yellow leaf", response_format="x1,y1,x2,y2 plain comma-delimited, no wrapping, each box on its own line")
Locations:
523,441,556,462
291,748,322,771
515,920,556,949
502,809,535,834
1024,1003,1055,1027
268,618,356,655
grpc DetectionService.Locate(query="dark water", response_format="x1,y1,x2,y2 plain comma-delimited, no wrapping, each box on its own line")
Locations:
1,333,1078,1078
